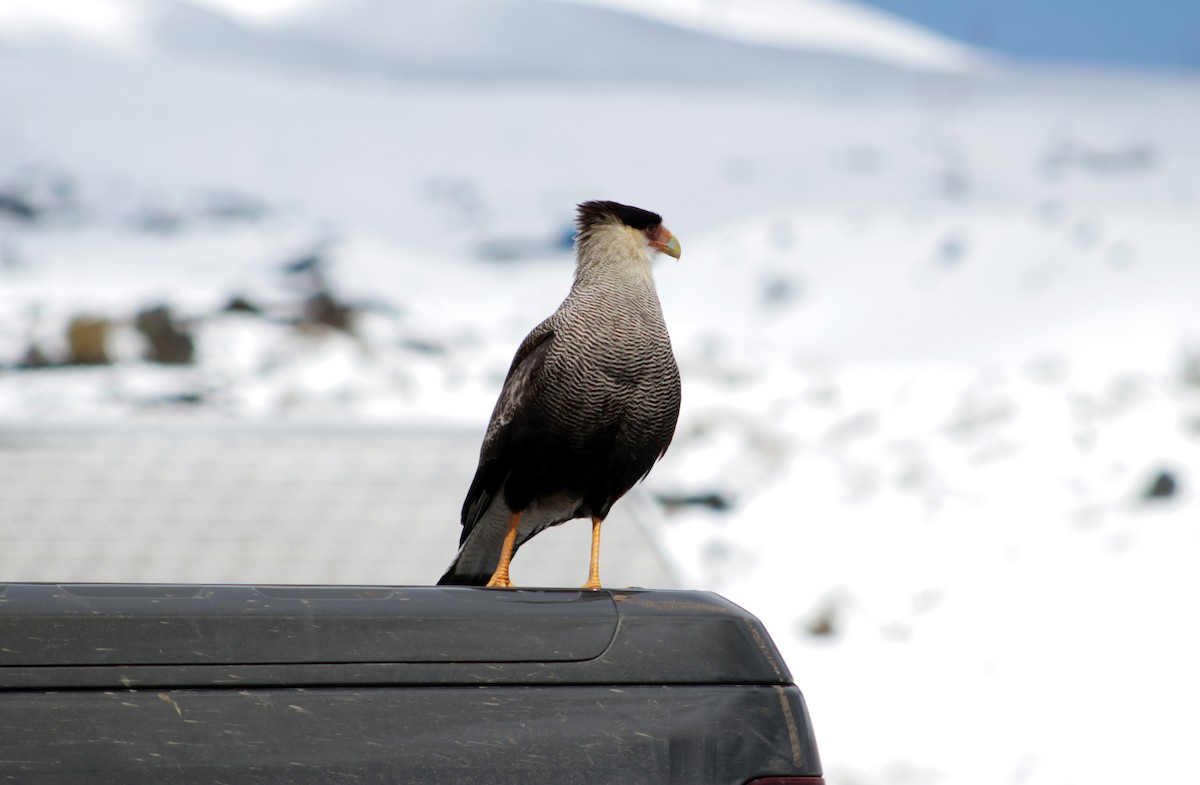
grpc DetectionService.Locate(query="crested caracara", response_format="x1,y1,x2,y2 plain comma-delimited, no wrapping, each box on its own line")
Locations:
438,200,682,589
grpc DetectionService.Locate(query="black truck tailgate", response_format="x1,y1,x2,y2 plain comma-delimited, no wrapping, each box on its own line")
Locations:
0,584,822,784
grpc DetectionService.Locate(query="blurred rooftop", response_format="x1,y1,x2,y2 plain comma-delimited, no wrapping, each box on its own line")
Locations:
0,422,678,589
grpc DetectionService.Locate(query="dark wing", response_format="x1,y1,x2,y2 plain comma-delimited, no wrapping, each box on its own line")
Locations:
458,319,556,544
651,360,682,466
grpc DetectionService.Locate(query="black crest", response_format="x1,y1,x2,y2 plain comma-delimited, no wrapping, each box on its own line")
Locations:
576,200,662,235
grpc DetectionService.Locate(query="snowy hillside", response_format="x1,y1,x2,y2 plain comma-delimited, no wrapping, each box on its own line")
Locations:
562,0,983,70
2,2,1200,785
0,0,986,80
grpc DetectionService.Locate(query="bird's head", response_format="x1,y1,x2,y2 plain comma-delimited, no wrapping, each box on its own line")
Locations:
575,200,681,263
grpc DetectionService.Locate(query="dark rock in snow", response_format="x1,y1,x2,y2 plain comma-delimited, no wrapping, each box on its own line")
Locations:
1178,349,1200,390
141,390,207,407
277,246,356,331
1141,470,1179,502
66,316,112,365
17,342,53,369
655,491,733,513
223,295,263,315
0,192,39,222
800,601,839,639
304,291,355,332
399,337,447,356
282,252,324,276
134,305,195,365
203,191,269,222
760,272,802,309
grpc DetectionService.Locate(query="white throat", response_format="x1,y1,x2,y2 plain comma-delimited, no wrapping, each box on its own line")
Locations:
573,223,657,290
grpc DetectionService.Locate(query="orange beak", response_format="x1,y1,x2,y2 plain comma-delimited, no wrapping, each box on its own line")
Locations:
652,227,682,259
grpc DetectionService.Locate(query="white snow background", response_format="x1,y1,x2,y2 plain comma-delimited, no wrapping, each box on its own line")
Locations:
3,1,1200,783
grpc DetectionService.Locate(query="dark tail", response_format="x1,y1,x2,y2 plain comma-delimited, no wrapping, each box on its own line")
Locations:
436,559,490,586
436,504,511,585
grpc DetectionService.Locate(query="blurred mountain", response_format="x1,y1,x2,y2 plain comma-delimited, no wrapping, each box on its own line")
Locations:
555,0,984,70
262,0,985,80
0,0,985,82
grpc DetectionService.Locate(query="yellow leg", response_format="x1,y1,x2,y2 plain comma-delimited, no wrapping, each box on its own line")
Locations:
582,516,602,590
486,511,521,588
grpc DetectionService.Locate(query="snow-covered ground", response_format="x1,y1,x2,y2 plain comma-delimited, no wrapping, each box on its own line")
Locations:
3,2,1200,784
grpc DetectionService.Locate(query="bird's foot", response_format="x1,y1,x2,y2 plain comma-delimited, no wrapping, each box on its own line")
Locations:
581,516,603,590
484,510,521,588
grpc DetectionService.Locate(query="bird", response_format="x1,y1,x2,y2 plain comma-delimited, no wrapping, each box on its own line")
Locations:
438,200,682,589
